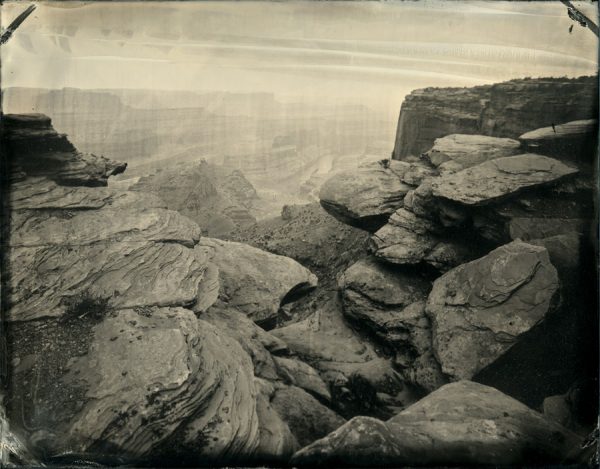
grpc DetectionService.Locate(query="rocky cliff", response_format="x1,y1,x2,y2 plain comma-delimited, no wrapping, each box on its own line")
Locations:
315,76,598,464
2,71,598,466
392,76,598,159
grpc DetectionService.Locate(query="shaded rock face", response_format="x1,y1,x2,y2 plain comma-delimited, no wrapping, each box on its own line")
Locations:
229,202,370,285
292,381,582,466
519,119,598,166
392,76,598,159
423,133,521,174
319,160,412,231
271,385,346,448
370,208,476,272
338,259,444,393
271,293,410,419
3,114,126,186
130,161,261,237
426,241,559,381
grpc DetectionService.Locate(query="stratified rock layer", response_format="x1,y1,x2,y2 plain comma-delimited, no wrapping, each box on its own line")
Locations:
393,76,598,159
292,381,581,466
3,114,126,186
430,154,578,206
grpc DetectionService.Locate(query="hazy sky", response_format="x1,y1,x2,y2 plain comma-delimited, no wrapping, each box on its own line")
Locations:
2,1,598,110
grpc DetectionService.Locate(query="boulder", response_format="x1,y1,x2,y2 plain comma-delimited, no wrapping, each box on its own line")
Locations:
12,307,261,463
254,379,299,461
423,134,521,174
292,381,582,466
370,208,473,271
319,160,412,231
274,356,331,402
519,119,598,166
271,385,346,448
426,241,560,381
430,154,578,206
197,238,317,326
201,306,287,381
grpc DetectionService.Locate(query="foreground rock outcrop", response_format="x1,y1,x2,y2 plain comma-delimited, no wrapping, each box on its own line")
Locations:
292,381,582,466
4,114,329,464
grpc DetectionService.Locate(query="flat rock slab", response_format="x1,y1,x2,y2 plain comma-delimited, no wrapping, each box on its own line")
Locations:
519,119,598,165
10,208,201,248
424,134,521,173
8,241,209,322
319,161,412,231
10,178,167,211
426,240,559,381
431,154,578,205
292,381,581,466
197,238,317,325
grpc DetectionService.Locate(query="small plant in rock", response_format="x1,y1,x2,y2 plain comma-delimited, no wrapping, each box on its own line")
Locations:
60,291,114,323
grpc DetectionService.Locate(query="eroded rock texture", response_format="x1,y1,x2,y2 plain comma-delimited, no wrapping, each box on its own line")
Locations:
292,381,582,466
5,113,332,465
426,241,559,381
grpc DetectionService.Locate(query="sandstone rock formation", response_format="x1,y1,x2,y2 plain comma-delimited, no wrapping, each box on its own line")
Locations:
4,113,331,465
130,160,262,237
197,237,317,326
423,133,520,174
230,202,370,284
271,293,409,418
519,119,598,166
292,381,582,466
426,241,559,381
3,114,126,186
319,160,412,230
392,76,598,159
370,208,473,271
430,154,578,206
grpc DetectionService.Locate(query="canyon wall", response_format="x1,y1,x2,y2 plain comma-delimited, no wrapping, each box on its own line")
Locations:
392,75,598,159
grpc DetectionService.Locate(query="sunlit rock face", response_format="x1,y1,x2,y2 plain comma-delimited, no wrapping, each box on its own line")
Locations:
392,76,598,160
